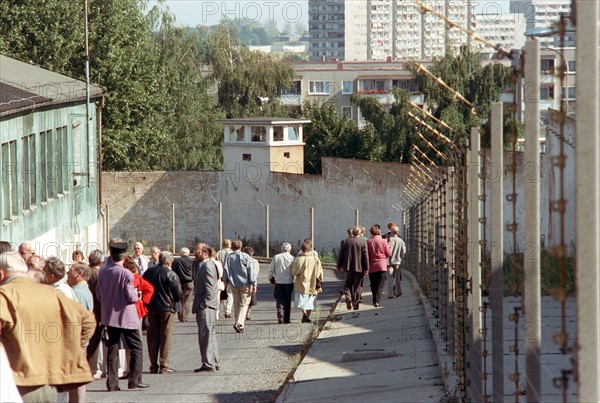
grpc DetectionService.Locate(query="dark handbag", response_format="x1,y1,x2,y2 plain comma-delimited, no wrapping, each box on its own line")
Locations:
220,289,228,301
142,316,150,331
101,326,109,345
316,277,323,290
269,276,276,285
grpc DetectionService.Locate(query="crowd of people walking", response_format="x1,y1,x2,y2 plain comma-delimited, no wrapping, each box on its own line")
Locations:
337,223,406,310
0,225,405,402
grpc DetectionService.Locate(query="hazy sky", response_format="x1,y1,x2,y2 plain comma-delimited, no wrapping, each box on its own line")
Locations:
148,1,310,28
148,0,510,29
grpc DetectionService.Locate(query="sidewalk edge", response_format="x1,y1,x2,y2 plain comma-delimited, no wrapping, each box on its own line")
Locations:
403,270,457,395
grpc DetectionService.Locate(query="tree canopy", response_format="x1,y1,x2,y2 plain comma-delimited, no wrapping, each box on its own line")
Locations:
410,47,512,153
0,2,511,172
201,24,295,119
303,47,512,170
0,0,296,171
302,102,383,174
351,89,415,163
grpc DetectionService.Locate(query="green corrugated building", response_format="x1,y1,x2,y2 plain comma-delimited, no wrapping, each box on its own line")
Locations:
0,54,104,258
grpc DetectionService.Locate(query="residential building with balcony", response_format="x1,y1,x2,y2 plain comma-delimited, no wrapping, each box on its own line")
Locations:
283,58,512,129
284,58,427,127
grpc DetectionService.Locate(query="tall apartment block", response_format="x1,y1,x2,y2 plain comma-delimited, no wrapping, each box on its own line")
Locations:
509,0,574,47
475,12,526,59
308,0,475,61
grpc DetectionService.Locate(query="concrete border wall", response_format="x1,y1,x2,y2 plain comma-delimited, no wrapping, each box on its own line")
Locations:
102,154,558,255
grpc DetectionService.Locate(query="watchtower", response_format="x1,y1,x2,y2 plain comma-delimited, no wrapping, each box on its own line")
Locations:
219,117,311,175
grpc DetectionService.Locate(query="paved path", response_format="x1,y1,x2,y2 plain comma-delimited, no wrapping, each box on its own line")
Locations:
86,264,345,402
84,262,577,402
278,271,446,403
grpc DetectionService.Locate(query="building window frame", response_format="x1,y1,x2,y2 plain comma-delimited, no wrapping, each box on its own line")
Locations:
308,81,332,94
540,85,555,100
341,106,353,119
342,80,353,94
273,126,284,142
21,134,37,211
1,140,18,220
251,126,267,142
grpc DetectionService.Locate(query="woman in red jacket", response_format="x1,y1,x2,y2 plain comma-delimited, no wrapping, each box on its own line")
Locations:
367,225,391,307
123,256,154,320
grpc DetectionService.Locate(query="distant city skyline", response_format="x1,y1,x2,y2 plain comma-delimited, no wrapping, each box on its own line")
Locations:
148,0,309,29
150,0,511,29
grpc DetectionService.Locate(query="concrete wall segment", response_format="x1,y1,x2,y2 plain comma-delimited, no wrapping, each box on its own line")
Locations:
102,153,557,256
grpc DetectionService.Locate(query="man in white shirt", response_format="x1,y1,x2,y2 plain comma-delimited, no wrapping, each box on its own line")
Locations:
43,257,78,301
268,243,295,324
133,242,149,276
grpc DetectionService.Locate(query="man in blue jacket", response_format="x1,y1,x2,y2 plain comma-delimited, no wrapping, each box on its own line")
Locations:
223,239,256,333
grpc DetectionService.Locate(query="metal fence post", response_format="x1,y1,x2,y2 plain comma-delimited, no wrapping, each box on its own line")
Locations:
524,37,542,402
575,2,600,400
490,102,505,401
468,127,482,400
219,202,223,251
266,204,270,258
171,203,175,253
446,168,455,360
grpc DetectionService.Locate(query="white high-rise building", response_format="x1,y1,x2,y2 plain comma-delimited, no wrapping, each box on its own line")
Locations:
308,0,476,61
509,0,574,47
475,12,526,59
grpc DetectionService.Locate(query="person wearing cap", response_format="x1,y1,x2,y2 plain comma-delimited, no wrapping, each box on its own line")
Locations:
1,251,96,402
96,239,149,391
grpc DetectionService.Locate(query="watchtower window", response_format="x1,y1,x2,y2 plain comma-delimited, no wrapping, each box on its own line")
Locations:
288,126,298,141
273,126,284,142
251,126,266,142
228,126,245,142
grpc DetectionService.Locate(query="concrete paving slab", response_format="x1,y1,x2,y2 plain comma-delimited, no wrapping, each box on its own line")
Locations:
278,274,446,403
85,264,346,403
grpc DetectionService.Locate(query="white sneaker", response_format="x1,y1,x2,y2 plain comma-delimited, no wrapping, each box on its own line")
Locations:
93,370,103,380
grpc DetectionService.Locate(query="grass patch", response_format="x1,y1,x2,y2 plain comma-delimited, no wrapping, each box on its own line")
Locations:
478,248,576,297
320,251,336,264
